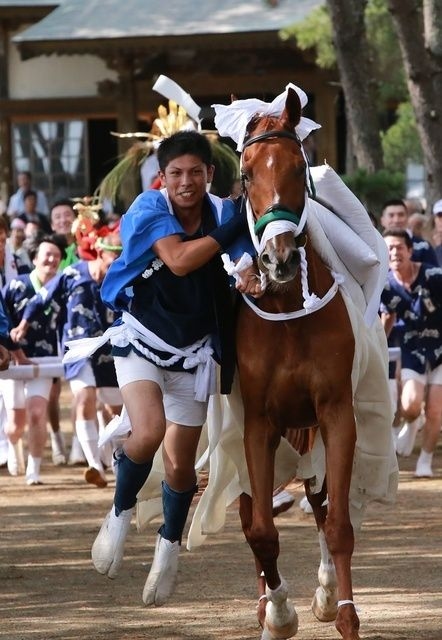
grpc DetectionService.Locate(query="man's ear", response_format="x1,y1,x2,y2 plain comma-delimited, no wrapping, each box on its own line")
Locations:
158,170,166,187
207,164,215,183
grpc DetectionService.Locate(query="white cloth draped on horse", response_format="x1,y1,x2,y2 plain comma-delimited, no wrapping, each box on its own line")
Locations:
136,162,398,546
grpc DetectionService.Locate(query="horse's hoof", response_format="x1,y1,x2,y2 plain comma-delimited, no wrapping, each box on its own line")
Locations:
311,586,338,622
262,619,299,640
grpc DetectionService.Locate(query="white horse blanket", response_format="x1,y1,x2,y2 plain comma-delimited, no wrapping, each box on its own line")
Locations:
135,164,399,547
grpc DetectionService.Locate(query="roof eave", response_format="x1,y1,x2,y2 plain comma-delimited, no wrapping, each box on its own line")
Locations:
15,29,287,60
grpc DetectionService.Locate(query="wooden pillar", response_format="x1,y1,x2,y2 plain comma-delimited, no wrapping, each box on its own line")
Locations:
0,22,12,208
114,55,141,207
314,82,340,170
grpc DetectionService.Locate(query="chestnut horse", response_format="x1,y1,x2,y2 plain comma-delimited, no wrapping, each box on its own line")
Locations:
236,88,360,640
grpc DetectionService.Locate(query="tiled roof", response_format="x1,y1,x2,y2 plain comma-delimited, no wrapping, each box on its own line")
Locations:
13,0,323,42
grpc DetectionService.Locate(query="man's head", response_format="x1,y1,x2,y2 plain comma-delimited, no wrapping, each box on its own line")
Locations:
380,199,408,231
17,171,32,190
50,199,76,237
95,232,123,269
157,131,214,213
30,234,67,283
383,228,413,271
23,190,38,213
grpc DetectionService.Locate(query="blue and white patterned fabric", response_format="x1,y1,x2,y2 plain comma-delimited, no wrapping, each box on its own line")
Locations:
22,261,119,384
380,263,442,373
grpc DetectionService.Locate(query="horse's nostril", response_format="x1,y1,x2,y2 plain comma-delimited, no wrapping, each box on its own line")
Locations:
261,253,271,266
288,250,301,268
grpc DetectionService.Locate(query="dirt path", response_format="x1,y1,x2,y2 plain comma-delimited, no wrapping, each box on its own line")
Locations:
1,398,442,640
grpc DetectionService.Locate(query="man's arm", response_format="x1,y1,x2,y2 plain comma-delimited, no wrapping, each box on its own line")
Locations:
380,311,397,338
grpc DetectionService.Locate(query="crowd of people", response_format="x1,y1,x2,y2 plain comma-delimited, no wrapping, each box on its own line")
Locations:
0,171,124,487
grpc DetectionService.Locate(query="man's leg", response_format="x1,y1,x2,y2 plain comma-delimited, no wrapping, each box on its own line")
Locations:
143,418,202,607
415,382,442,477
92,378,165,578
396,374,424,457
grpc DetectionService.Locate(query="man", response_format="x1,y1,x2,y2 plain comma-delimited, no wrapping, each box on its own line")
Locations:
10,232,124,488
2,235,65,484
432,199,442,267
47,198,79,466
74,130,260,606
17,190,52,234
380,198,438,454
380,198,438,265
7,171,49,218
50,199,79,269
380,229,442,478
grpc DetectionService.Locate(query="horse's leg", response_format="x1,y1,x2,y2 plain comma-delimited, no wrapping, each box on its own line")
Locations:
305,480,338,622
238,493,267,629
243,422,298,639
321,403,360,640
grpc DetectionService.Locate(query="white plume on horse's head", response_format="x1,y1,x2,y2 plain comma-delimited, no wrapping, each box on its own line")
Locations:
212,82,321,151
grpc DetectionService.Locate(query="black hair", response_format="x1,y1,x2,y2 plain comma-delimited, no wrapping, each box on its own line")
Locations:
381,198,407,212
157,130,213,172
382,228,413,249
23,189,37,200
50,198,76,214
28,233,68,261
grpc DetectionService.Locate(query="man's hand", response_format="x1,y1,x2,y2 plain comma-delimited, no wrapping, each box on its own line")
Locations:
0,345,10,371
10,320,28,343
235,265,264,298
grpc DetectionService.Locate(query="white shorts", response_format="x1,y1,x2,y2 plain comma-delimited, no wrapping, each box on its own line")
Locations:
69,361,123,405
114,349,208,427
401,363,442,386
1,377,52,410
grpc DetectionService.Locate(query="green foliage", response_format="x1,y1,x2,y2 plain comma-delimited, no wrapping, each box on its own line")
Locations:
281,6,335,68
381,102,422,172
341,168,405,215
365,0,407,103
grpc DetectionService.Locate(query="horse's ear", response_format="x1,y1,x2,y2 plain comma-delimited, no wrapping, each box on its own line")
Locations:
280,87,301,130
231,93,237,103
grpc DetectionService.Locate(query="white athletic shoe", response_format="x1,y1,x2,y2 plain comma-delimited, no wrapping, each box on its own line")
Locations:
68,435,87,466
272,489,295,516
91,505,133,578
51,431,67,466
395,420,420,457
415,451,433,478
7,440,25,476
299,495,313,514
142,534,180,606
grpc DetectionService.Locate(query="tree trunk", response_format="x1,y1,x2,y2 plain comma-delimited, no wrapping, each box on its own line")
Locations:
388,0,442,208
326,0,384,172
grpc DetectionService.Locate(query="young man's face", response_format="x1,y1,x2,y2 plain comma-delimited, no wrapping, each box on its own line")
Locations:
33,241,62,282
51,204,75,236
159,154,214,213
380,204,408,231
384,235,413,270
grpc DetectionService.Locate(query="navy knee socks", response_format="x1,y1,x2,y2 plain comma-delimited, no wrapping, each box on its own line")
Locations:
114,449,153,516
159,480,197,544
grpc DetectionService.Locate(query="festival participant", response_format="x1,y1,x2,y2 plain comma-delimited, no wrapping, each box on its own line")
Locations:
2,235,66,484
10,231,124,488
380,229,442,477
380,198,438,265
78,130,260,606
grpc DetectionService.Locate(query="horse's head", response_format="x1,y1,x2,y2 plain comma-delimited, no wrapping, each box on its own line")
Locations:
241,88,307,284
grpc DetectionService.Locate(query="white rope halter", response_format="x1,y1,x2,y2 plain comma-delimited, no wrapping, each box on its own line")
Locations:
242,195,342,321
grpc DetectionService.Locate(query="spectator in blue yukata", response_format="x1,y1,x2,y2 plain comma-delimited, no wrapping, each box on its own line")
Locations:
2,234,66,484
10,231,123,488
380,229,442,478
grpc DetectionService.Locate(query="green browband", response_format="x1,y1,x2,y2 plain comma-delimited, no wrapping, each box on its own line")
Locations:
96,238,123,252
254,208,301,236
